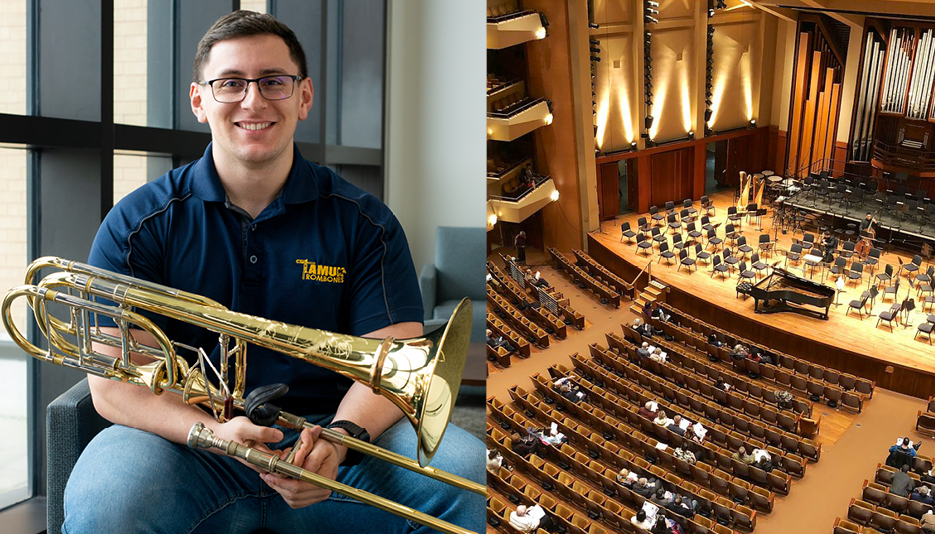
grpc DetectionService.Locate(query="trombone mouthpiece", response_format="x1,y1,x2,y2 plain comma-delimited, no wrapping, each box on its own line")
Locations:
188,422,210,449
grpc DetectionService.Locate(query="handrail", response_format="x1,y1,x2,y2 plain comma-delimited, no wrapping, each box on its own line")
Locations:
487,175,551,202
631,260,652,289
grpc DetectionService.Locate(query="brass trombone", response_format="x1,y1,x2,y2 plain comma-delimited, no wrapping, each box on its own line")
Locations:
2,257,484,534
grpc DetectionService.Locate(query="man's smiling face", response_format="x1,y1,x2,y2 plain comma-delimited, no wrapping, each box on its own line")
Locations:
190,33,313,170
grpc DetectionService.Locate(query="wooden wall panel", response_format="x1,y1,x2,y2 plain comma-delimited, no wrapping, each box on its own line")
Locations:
648,148,693,207
597,162,619,221
823,82,841,173
787,33,811,176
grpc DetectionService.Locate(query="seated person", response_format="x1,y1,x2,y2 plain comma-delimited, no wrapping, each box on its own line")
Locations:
690,422,707,444
638,401,658,420
633,477,658,498
617,468,639,486
486,449,503,472
912,485,935,506
509,505,538,533
714,377,732,392
887,437,920,469
531,270,549,288
730,344,750,360
673,447,696,465
651,487,673,508
733,446,755,465
667,415,687,436
653,410,672,427
775,390,794,410
558,382,585,403
512,432,540,459
486,329,515,354
890,464,915,498
922,509,935,534
538,424,567,447
707,333,723,348
637,341,652,360
634,317,653,337
651,515,680,534
923,466,935,485
666,494,696,519
649,346,668,364
755,454,773,473
631,509,654,530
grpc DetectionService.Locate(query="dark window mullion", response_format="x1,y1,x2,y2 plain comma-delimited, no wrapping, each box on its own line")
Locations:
101,0,114,221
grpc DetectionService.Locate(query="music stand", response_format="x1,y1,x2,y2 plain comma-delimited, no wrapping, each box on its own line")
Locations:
834,275,845,307
904,297,916,329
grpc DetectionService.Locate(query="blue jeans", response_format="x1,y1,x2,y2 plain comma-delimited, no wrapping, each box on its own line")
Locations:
63,417,484,534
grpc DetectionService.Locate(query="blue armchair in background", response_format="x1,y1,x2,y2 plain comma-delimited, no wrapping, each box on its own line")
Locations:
419,227,485,343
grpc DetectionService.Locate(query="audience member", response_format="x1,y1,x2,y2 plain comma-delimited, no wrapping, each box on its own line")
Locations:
667,494,696,519
922,509,935,534
732,446,754,465
631,509,654,530
887,437,920,469
617,468,638,486
775,390,793,410
923,466,935,485
633,317,653,337
730,344,750,361
673,447,696,465
890,464,914,497
512,432,540,459
667,415,687,436
633,477,657,498
649,346,667,364
486,449,503,472
638,401,657,420
638,341,652,360
690,422,707,445
912,485,935,506
714,377,732,392
653,410,672,427
509,505,538,532
707,333,723,348
486,329,515,355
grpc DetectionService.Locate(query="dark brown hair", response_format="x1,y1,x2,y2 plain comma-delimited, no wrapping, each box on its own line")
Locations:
193,10,308,83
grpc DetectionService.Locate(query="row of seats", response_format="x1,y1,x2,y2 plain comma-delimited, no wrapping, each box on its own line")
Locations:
916,397,935,437
616,327,816,428
490,92,534,115
591,340,820,462
487,285,549,347
490,393,752,531
487,262,567,339
653,301,875,399
549,247,621,307
647,318,864,416
505,383,762,530
560,357,806,486
486,1,523,19
572,249,634,300
488,406,756,530
487,311,531,358
489,259,586,330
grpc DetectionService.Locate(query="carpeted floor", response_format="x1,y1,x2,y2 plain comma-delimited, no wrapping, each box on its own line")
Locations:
486,246,930,533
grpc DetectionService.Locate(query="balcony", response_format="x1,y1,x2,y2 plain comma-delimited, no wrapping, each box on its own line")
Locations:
487,156,532,185
487,176,557,228
486,8,545,50
871,139,935,177
487,80,551,142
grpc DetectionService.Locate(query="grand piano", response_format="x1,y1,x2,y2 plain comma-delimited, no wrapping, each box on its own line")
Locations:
737,267,836,320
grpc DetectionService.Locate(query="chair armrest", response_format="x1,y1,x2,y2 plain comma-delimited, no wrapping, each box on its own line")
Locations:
419,264,437,321
47,378,112,534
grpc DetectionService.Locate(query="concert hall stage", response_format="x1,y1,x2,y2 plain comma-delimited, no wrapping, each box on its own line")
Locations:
588,194,935,399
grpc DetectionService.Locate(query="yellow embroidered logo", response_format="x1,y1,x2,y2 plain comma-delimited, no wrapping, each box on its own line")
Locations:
296,259,346,283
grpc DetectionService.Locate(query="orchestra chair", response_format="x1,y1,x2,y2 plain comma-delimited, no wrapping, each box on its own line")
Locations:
620,221,636,243
686,222,703,244
707,228,723,251
638,215,652,233
847,292,870,320
786,243,803,269
805,248,822,279
650,205,664,226
723,247,740,274
751,253,768,279
877,303,901,331
865,247,882,273
876,264,894,288
636,233,654,255
711,255,730,280
915,266,934,294
683,198,696,218
727,206,743,228
664,200,676,215
829,257,847,279
701,195,715,217
658,241,676,266
904,255,922,279
847,262,865,287
916,315,935,345
736,237,753,259
738,262,756,285
840,241,856,261
694,243,712,266
678,248,696,274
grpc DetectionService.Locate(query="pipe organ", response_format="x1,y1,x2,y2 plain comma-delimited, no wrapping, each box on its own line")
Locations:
785,21,843,178
848,21,935,175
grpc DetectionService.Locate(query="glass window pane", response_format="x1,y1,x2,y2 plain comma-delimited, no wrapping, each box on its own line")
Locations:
114,151,174,205
114,0,149,126
0,145,30,510
339,0,384,149
0,0,27,115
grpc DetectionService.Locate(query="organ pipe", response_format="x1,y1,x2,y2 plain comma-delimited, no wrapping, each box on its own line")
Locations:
851,31,885,162
908,29,935,120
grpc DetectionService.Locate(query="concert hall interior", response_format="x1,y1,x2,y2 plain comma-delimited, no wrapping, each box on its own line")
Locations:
486,1,935,533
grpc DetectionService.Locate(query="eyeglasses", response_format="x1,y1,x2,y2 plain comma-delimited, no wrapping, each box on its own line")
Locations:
201,75,303,103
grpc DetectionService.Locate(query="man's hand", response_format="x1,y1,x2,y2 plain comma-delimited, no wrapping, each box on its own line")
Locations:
209,416,285,473
260,425,347,508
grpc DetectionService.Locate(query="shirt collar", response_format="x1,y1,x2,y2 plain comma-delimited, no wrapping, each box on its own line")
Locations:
191,142,320,204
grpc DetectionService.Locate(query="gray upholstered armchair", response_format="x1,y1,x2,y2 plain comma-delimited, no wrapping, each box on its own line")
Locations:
419,227,485,343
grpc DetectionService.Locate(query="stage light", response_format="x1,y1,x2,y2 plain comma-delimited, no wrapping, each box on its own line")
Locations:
645,115,653,130
708,26,715,34
749,119,756,127
645,15,658,24
646,8,659,15
688,131,694,139
488,214,498,226
590,39,600,45
550,190,560,202
590,46,601,53
708,8,715,17
591,56,601,62
645,32,652,41
705,98,713,106
545,114,554,125
640,132,649,139
707,57,714,66
535,27,547,39
646,1,660,7
716,0,727,8
704,109,713,122
646,139,655,148
589,22,599,29
631,141,638,149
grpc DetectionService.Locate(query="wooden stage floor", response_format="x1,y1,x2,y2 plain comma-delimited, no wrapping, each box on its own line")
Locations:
590,190,935,386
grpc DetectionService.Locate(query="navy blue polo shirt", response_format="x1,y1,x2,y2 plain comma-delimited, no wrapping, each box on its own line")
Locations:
88,143,423,414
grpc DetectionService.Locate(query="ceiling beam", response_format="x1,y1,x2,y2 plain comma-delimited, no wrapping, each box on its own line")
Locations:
745,1,798,23
798,0,864,29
